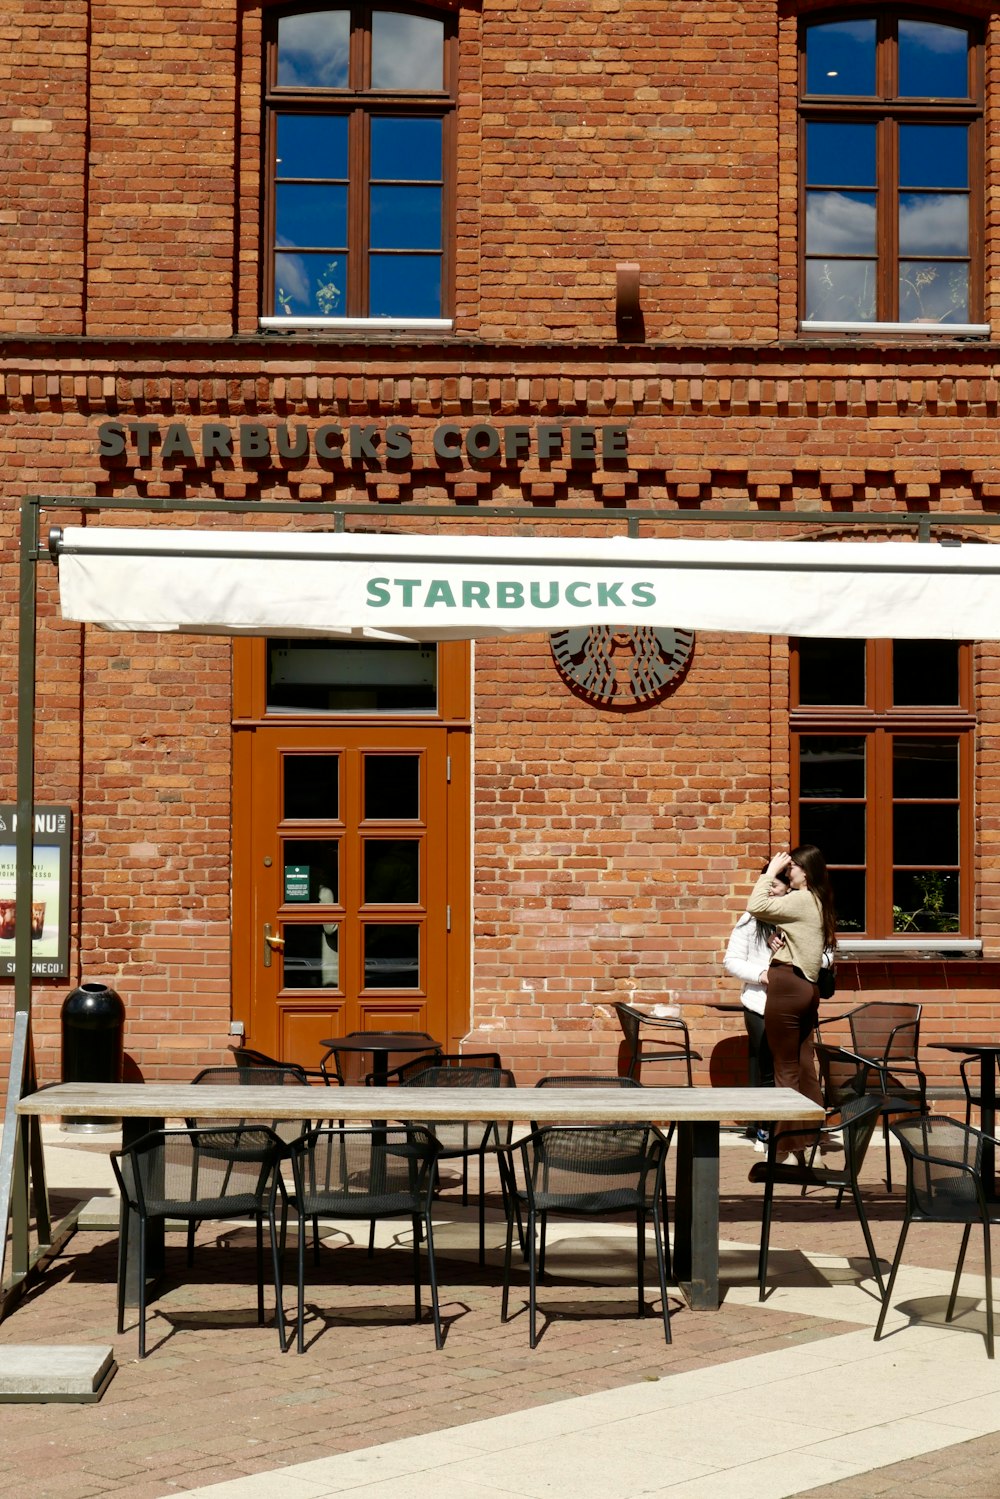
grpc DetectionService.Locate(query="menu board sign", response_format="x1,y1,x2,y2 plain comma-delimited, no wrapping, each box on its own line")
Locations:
0,806,72,978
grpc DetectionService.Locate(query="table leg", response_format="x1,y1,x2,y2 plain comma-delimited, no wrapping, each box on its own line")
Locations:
981,1058,997,1201
121,1116,163,1306
672,1121,720,1311
370,1071,390,1202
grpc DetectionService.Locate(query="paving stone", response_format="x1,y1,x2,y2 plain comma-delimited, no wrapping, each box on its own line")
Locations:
0,1344,115,1402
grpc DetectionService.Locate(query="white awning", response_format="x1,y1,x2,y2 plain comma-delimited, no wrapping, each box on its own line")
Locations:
50,526,1000,641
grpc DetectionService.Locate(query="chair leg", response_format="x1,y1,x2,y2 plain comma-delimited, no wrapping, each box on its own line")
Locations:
255,1214,265,1325
478,1150,486,1266
514,1189,525,1256
368,1219,376,1258
947,1224,972,1323
312,1214,321,1266
849,1182,885,1297
422,1211,443,1350
411,1215,422,1322
501,1204,515,1323
660,1173,672,1282
652,1202,672,1345
116,1203,129,1336
501,1149,526,1255
186,1219,196,1267
269,1206,288,1353
536,1211,551,1271
757,1167,776,1301
137,1216,148,1360
636,1211,646,1317
883,1114,893,1192
296,1210,307,1354
873,1218,910,1342
984,1221,994,1359
496,1148,519,1253
528,1209,539,1349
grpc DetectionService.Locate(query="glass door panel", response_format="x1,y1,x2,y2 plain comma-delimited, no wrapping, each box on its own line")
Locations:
363,839,419,903
283,755,339,819
282,839,340,903
364,753,420,818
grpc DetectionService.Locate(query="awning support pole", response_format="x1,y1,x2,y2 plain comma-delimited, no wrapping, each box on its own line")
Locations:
0,496,47,1311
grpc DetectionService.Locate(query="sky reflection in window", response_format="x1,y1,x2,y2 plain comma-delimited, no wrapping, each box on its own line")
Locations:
277,11,350,88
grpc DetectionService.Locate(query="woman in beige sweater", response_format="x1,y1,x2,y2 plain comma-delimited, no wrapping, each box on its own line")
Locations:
747,845,837,1159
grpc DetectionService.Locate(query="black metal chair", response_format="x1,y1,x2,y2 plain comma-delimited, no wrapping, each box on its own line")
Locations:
189,1063,312,1136
816,1001,926,1190
381,1050,502,1087
814,1041,876,1110
532,1075,657,1272
535,1074,643,1091
228,1044,329,1086
279,1124,443,1352
804,1041,876,1202
875,1115,997,1358
319,1032,442,1086
403,1064,517,1264
187,1063,316,1263
613,1002,698,1086
749,1092,886,1301
110,1125,287,1359
959,1054,1000,1131
501,1123,671,1348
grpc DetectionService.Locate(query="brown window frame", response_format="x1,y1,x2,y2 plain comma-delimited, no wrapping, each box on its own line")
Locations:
790,638,975,938
798,8,984,328
263,2,457,321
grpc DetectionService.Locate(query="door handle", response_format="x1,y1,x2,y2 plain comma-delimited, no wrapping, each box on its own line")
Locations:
263,924,285,968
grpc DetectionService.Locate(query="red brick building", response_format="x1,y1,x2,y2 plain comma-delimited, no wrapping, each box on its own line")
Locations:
1,1,998,1088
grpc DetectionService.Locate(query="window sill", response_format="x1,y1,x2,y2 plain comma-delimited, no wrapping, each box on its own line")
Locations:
259,317,453,334
837,938,982,959
800,321,990,338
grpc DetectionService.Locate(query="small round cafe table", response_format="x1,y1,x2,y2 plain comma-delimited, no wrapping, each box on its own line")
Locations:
929,1040,1000,1200
319,1030,441,1086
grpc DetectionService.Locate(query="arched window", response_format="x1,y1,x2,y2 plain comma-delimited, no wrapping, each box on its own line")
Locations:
800,11,984,331
262,4,455,328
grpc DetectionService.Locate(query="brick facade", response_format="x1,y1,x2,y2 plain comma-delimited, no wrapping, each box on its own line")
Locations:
1,1,999,1088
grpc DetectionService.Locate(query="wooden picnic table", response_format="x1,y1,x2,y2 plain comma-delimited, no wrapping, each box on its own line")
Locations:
18,1081,823,1313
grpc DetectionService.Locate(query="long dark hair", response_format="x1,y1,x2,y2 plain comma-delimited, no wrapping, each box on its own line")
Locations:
790,843,837,950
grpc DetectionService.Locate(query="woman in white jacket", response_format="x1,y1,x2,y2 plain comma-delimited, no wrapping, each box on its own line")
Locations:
724,871,788,1142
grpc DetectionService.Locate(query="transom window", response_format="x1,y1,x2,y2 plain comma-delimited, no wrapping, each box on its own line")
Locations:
800,11,983,328
791,638,974,937
264,4,454,323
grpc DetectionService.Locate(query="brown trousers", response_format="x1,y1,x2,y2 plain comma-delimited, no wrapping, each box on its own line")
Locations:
764,962,824,1154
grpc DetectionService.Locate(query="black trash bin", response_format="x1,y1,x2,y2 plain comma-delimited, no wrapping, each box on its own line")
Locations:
61,982,125,1132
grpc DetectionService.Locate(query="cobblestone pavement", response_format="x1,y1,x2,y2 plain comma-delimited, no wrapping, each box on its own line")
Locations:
0,1131,996,1499
804,1436,1000,1499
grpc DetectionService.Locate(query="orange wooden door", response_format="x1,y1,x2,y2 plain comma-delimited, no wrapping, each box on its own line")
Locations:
232,643,470,1071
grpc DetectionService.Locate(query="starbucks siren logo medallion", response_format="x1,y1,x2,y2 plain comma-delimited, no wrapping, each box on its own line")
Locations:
550,627,695,710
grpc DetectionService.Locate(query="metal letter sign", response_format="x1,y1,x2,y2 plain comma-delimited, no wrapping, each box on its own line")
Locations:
0,806,72,978
550,627,695,711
